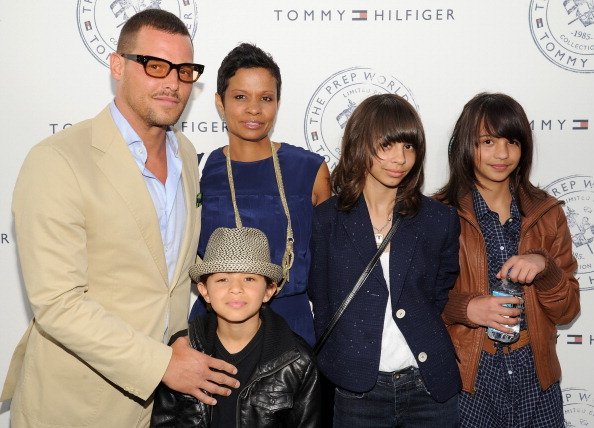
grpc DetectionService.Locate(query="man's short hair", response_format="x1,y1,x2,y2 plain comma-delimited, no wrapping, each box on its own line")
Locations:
117,8,191,53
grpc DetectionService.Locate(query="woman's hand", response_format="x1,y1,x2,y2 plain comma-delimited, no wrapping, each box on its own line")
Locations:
467,294,522,332
497,254,546,284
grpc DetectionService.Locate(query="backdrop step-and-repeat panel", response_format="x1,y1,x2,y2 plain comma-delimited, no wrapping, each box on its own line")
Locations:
1,1,592,425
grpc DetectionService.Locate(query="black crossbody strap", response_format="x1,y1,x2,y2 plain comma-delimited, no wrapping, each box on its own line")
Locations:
313,215,402,355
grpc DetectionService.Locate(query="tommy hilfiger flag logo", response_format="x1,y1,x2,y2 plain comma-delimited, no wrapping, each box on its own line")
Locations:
567,334,583,344
572,119,589,130
352,10,368,20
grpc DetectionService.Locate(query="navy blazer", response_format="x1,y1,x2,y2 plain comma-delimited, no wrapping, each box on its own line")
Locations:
308,195,461,403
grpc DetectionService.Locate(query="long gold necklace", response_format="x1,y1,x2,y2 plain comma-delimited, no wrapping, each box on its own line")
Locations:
225,141,294,290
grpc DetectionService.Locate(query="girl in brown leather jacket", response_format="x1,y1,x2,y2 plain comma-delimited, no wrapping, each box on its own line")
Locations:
436,93,580,427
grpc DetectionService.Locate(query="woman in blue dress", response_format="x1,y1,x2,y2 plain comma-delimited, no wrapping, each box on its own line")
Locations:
189,43,331,346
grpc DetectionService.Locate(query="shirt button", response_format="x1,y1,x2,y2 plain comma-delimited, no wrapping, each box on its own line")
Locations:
395,309,406,319
418,352,428,362
500,245,505,250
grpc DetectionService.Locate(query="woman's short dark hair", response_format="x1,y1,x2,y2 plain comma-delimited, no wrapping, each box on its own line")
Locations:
117,9,192,53
436,92,546,210
331,94,425,216
217,43,282,102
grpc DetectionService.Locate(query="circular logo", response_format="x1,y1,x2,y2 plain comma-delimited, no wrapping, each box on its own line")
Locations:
76,1,198,67
545,175,594,291
563,387,594,426
303,67,417,170
529,0,594,73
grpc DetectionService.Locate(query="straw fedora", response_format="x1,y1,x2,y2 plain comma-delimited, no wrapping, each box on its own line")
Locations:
189,227,282,284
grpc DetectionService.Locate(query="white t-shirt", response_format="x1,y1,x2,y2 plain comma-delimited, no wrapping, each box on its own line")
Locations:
378,251,418,372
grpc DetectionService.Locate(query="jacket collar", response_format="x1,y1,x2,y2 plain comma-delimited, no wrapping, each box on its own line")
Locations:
457,187,561,234
196,306,299,363
91,106,198,288
340,195,419,297
169,140,199,287
341,196,380,266
91,107,167,283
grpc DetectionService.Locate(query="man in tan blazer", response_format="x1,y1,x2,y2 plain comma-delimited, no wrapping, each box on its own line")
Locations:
1,9,238,427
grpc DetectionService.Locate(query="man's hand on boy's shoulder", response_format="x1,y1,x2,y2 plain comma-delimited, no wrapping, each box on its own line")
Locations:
161,336,240,405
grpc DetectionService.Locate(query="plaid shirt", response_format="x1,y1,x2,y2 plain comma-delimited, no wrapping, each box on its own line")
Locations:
472,188,521,291
472,188,526,330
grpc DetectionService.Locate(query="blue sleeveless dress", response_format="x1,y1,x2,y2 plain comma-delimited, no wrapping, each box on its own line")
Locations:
190,144,324,345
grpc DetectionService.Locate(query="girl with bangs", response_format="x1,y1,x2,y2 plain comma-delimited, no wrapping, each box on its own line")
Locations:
436,92,580,427
309,93,461,426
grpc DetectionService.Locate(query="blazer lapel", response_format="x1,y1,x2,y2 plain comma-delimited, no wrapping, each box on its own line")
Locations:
388,215,418,303
169,136,198,289
340,196,377,264
341,196,387,284
340,196,420,297
92,107,168,285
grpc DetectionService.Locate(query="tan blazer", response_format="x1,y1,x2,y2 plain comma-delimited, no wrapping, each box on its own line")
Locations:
2,107,201,427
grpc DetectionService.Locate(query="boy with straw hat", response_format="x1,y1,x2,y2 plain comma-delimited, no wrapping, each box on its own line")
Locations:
151,227,321,427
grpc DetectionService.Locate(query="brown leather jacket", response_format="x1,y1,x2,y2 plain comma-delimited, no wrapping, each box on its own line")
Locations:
442,190,580,393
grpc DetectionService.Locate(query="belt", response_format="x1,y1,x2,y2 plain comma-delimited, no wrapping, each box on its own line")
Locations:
379,366,418,380
482,329,530,355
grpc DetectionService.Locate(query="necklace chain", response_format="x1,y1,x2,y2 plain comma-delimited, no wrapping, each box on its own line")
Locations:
372,214,393,234
372,210,393,247
371,202,395,247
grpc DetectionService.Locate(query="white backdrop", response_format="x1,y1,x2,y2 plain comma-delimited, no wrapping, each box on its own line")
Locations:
1,1,593,425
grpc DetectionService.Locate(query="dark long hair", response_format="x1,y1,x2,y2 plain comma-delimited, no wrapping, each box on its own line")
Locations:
331,94,425,216
436,92,546,211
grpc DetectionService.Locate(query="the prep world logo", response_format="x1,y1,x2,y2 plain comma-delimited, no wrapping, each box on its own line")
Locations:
529,0,594,73
545,175,594,291
77,0,198,67
563,387,594,426
304,67,417,170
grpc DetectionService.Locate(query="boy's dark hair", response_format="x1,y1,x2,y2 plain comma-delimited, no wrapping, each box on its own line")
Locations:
117,9,192,53
331,93,425,216
435,92,546,211
217,43,282,102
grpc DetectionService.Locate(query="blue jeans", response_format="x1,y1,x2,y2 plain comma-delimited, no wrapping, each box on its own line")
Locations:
333,367,459,428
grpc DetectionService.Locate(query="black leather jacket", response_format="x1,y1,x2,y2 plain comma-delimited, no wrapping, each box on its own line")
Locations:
151,306,321,427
